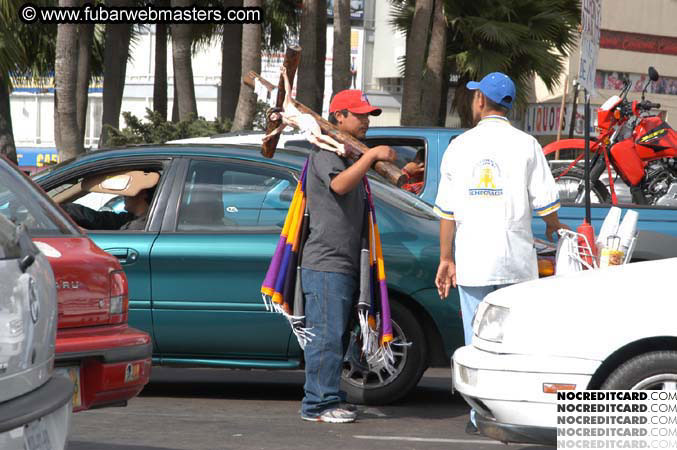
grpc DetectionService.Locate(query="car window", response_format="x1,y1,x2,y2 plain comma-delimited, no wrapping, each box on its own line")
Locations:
365,137,427,196
369,177,436,220
45,167,164,231
284,139,314,151
176,160,295,231
364,138,425,170
0,167,75,237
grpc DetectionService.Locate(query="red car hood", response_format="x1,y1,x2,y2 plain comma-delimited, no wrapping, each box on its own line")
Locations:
32,237,121,329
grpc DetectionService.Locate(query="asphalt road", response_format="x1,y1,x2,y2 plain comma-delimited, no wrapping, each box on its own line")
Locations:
67,367,555,450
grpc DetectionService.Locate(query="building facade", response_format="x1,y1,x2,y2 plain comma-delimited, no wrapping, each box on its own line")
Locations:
527,0,677,145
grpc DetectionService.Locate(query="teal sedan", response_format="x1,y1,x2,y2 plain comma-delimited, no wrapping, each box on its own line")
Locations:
34,145,463,404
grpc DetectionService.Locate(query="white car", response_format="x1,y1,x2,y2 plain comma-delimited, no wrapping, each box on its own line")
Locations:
168,130,310,149
0,214,73,450
452,258,677,445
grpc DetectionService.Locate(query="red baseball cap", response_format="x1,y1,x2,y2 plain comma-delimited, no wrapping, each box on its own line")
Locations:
329,90,382,116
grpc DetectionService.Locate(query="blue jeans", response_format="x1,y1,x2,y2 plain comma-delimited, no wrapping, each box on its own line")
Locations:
458,284,511,346
300,268,357,418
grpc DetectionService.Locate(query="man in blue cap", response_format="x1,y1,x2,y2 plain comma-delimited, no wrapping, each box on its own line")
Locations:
433,73,567,434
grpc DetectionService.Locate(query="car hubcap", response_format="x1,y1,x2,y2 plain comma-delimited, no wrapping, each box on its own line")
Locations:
631,374,677,390
342,319,408,390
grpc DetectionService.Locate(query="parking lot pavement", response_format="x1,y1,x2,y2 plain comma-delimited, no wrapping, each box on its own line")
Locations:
67,367,555,450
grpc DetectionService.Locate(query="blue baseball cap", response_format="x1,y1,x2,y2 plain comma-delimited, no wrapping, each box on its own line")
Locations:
466,72,516,110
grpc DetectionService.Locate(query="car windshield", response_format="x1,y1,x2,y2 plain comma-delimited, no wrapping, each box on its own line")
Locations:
0,162,77,236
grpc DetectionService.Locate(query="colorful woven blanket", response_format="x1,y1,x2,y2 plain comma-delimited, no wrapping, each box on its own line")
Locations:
260,159,396,373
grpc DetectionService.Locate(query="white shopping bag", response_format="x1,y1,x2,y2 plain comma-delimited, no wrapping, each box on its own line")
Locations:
555,231,582,276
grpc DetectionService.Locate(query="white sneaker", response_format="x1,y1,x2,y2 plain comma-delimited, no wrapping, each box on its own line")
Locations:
302,408,357,423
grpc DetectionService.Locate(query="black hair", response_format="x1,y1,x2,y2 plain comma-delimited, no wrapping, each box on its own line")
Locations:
139,187,156,203
328,109,349,125
484,95,511,115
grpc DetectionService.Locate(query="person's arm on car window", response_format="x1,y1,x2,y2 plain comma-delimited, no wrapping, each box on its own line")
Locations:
61,203,133,230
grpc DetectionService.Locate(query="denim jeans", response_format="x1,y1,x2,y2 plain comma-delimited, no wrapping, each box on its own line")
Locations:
300,268,357,418
458,284,511,346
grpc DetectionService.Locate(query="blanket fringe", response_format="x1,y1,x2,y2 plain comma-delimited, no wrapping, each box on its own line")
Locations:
290,319,315,350
357,309,379,358
263,294,314,349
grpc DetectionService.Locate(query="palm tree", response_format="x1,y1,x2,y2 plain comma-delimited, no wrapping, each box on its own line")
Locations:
399,0,432,126
419,0,446,124
171,0,198,121
332,0,351,97
0,0,55,163
231,0,262,130
391,0,580,127
219,0,243,122
222,0,299,124
0,0,24,163
0,73,16,164
153,1,169,120
55,0,83,160
99,0,133,147
76,22,95,145
297,0,327,113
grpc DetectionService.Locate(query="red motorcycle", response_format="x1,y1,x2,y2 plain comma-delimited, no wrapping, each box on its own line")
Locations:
544,67,677,206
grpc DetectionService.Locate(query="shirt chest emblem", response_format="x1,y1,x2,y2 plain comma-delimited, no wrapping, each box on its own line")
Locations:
469,159,503,197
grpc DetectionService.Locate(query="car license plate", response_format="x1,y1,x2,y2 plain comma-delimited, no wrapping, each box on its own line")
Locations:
23,419,52,450
125,362,142,383
55,366,82,409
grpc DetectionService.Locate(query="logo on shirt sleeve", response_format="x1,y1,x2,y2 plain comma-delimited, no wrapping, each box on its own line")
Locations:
469,159,503,196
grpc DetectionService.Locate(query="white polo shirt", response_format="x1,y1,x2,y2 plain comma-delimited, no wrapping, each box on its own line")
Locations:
434,116,560,286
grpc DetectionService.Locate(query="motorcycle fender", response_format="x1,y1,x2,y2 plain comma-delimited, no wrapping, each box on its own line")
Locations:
542,139,585,157
610,140,645,186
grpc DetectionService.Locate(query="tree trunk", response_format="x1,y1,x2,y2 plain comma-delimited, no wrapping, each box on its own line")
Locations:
315,0,327,112
231,0,262,131
400,0,433,125
76,22,94,146
220,0,242,122
297,0,324,113
0,72,17,165
55,1,84,161
153,22,168,120
420,0,447,125
171,0,197,121
331,0,351,98
437,61,450,126
451,73,474,128
99,3,132,148
54,90,61,153
171,82,179,122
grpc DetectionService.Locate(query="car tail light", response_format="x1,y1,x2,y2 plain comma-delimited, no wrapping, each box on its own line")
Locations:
109,270,129,324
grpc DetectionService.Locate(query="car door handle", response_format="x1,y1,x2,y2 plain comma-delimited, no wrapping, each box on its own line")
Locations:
106,248,139,265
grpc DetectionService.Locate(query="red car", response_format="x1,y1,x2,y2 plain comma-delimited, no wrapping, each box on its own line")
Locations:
2,156,152,412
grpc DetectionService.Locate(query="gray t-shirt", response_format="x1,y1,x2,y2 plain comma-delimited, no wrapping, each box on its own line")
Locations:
301,149,366,275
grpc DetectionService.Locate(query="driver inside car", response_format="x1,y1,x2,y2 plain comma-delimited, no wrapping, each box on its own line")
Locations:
62,188,154,231
60,171,159,231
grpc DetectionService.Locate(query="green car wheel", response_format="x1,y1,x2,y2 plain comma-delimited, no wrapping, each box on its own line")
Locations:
341,301,428,405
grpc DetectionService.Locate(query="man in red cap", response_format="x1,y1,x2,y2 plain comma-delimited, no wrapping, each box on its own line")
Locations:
299,89,395,423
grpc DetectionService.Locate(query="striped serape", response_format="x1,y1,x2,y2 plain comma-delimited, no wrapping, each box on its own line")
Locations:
260,159,396,373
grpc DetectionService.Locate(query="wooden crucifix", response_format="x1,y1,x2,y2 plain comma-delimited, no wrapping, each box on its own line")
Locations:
243,48,405,187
